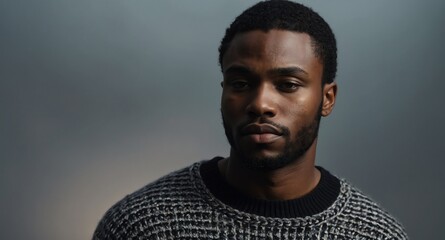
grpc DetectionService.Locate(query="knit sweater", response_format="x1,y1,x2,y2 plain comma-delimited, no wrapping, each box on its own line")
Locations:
94,158,408,239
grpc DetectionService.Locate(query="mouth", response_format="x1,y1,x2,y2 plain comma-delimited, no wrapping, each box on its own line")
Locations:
240,123,283,144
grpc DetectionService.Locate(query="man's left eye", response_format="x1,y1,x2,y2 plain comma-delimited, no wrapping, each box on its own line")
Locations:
277,82,300,92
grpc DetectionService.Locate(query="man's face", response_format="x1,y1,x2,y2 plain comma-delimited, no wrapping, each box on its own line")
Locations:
221,29,328,170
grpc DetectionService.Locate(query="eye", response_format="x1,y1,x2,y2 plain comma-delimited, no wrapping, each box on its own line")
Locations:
229,80,250,91
277,81,300,92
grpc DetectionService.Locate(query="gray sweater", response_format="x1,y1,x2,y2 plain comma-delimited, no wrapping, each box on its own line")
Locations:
94,159,408,239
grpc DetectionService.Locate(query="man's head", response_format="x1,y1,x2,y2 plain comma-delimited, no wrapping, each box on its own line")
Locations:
220,1,337,170
219,0,337,85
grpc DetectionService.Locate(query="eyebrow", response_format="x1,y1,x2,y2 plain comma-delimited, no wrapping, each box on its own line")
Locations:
223,65,308,77
268,66,308,76
223,65,253,75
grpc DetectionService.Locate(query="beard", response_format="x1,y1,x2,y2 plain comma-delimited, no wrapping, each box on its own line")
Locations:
222,104,322,171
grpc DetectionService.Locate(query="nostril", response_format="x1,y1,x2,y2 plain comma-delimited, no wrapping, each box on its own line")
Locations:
263,111,275,117
247,110,260,118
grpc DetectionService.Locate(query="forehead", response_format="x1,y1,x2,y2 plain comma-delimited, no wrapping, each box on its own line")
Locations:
222,29,321,73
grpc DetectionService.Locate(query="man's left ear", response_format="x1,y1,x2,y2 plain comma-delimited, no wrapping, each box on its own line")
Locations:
321,82,337,117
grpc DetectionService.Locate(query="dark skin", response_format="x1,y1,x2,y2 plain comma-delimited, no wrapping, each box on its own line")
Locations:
220,30,337,200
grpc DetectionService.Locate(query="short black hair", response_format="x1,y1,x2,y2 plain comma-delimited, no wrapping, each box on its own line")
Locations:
218,0,337,84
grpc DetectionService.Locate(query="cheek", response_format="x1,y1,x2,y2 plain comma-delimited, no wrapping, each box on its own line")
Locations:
282,103,306,128
296,88,322,113
221,95,244,118
282,94,309,114
281,94,321,125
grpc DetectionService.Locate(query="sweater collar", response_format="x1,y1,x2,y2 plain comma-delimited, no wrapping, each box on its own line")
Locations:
199,157,341,218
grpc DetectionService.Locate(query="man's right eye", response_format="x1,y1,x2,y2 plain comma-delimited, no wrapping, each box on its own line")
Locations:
230,80,249,90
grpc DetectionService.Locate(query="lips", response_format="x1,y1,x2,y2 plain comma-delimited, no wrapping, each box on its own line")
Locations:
241,124,283,135
240,123,283,144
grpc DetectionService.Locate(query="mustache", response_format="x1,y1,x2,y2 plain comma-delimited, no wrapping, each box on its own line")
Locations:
236,118,290,136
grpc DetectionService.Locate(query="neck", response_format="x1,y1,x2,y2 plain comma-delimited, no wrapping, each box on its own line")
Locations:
219,140,320,200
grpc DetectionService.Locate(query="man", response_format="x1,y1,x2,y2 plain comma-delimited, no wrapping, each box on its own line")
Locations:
94,1,408,239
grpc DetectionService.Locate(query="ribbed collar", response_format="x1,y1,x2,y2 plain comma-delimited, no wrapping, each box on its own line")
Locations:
200,157,340,218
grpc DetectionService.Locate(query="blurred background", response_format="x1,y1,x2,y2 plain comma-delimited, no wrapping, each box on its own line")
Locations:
1,0,444,239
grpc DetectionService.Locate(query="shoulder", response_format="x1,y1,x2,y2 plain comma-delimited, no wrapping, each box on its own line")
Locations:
336,181,409,239
93,162,202,239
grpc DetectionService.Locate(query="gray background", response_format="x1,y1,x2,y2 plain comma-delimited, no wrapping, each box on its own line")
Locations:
1,0,444,239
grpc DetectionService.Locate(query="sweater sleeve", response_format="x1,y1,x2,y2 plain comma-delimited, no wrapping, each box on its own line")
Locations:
92,197,136,240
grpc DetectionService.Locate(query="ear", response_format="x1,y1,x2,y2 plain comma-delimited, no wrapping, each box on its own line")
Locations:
321,82,337,117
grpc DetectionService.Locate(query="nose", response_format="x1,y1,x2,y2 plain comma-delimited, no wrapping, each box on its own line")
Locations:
246,83,277,118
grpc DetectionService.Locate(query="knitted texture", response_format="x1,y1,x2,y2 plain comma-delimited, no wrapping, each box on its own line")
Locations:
93,161,408,239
